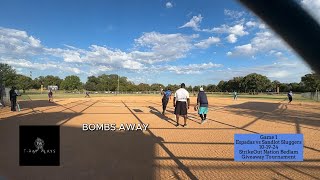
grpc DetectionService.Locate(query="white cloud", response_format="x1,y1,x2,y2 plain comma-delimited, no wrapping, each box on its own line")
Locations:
245,21,257,27
0,27,203,73
224,9,245,19
226,34,237,43
179,14,203,31
268,70,291,78
227,51,233,56
88,65,113,76
151,62,222,74
194,36,220,49
46,32,198,68
203,24,249,36
133,32,197,63
165,2,173,8
230,31,289,56
0,58,81,74
0,27,43,56
258,23,266,29
208,60,311,83
233,44,255,55
301,0,320,24
45,48,83,63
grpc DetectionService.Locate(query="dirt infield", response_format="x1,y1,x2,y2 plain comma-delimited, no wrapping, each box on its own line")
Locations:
0,96,320,179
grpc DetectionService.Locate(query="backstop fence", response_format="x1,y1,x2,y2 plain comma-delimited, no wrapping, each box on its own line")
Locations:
301,91,320,102
0,86,10,107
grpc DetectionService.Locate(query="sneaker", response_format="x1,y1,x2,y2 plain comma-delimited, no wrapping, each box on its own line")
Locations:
175,123,179,127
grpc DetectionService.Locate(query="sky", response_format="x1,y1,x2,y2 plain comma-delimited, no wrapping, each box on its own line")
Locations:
0,0,319,86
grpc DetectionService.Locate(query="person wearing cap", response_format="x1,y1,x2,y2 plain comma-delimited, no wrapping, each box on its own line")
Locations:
173,83,190,127
161,88,172,115
9,86,19,111
197,87,209,124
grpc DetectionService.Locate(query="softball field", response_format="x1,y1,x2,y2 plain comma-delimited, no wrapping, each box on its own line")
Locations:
0,96,320,179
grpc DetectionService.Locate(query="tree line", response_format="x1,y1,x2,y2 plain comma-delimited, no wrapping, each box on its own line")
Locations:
1,63,320,93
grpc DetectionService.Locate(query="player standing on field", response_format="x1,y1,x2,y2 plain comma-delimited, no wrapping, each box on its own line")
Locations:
197,87,209,124
288,91,293,104
173,83,190,127
9,86,19,111
48,89,53,102
233,91,238,100
161,88,171,115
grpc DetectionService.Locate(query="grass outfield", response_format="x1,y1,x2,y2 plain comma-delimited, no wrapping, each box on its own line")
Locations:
18,90,317,102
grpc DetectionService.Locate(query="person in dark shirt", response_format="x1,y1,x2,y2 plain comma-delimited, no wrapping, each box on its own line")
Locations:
9,86,18,111
0,85,5,107
197,87,209,124
48,89,53,102
161,88,171,115
85,91,90,98
288,91,293,104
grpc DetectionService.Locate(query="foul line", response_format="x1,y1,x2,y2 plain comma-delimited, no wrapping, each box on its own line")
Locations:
121,100,198,180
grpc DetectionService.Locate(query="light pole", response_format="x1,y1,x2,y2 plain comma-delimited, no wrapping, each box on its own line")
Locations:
116,69,120,95
117,73,120,95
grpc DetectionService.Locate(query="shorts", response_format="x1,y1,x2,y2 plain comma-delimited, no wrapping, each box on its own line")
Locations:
198,107,208,114
289,97,292,101
174,101,187,115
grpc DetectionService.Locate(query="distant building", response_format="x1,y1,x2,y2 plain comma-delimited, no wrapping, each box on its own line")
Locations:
48,85,58,91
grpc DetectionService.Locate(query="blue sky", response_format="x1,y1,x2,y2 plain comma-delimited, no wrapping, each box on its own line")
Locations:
0,0,319,86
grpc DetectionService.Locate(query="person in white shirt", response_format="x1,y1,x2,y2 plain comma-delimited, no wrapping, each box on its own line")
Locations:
173,83,190,127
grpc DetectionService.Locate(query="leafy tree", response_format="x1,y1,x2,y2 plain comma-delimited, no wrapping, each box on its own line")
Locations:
98,74,110,91
44,75,63,88
206,84,218,92
150,83,164,91
84,81,98,91
217,80,227,92
279,83,291,92
32,77,42,89
137,83,150,91
301,73,320,91
15,74,33,92
289,83,302,92
193,85,201,92
166,84,180,92
0,63,17,87
242,73,271,94
60,75,82,90
271,80,281,92
186,85,193,92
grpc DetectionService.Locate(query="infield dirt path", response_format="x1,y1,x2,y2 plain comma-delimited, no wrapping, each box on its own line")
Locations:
0,96,320,179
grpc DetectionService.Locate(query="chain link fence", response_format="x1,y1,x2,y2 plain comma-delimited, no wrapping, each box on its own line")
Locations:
301,91,319,101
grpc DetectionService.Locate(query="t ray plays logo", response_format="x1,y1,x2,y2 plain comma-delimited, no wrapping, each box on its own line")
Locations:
19,126,60,166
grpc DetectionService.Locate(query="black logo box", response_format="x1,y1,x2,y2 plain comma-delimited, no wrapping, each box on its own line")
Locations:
19,125,60,166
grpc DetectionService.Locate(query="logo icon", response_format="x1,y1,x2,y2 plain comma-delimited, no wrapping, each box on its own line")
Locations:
20,125,60,166
34,137,45,152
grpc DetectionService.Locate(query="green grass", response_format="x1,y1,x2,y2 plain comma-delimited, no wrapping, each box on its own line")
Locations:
18,90,318,103
19,92,162,101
